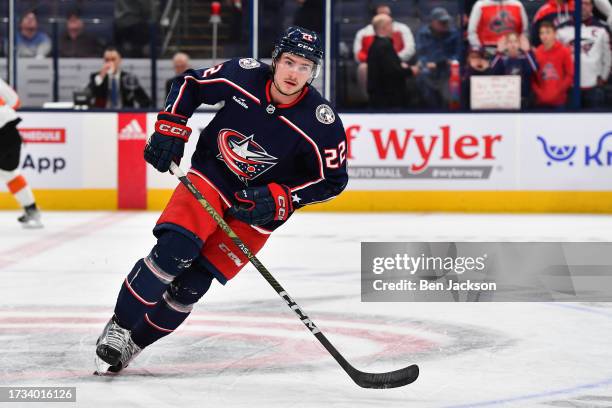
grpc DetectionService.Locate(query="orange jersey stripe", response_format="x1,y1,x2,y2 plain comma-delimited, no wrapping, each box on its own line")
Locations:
0,97,20,109
7,175,27,194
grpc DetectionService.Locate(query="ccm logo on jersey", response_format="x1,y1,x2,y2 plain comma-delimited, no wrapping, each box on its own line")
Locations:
155,121,192,141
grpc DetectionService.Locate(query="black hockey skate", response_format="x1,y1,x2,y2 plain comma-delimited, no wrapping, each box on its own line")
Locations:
18,204,43,229
94,317,141,375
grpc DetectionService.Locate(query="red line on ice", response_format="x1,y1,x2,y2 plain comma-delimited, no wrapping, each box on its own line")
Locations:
0,212,133,270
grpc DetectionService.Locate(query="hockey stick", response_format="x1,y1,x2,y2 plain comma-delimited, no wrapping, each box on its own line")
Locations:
169,162,419,388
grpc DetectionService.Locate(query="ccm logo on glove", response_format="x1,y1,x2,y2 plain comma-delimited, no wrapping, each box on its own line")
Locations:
144,112,192,173
155,120,191,141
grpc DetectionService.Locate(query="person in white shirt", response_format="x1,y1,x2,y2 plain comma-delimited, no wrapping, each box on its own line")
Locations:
0,78,42,228
557,0,611,107
352,3,415,100
593,0,612,30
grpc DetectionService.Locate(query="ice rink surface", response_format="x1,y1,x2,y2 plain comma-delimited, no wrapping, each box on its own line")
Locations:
1,211,612,408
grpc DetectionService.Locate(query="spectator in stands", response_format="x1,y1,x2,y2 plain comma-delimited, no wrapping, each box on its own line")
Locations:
165,52,191,95
532,0,612,40
16,10,51,59
59,10,104,58
532,0,575,47
557,0,611,108
463,45,496,108
593,0,612,30
491,33,538,108
467,0,529,54
86,46,151,108
353,3,415,99
532,21,574,108
259,0,286,57
367,14,418,108
114,0,159,57
415,7,460,108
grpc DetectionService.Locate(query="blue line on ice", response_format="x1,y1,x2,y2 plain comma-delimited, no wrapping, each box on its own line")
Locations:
445,302,612,408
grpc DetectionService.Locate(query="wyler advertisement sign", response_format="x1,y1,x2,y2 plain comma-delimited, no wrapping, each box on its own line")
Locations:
520,114,612,190
17,113,83,188
339,114,515,190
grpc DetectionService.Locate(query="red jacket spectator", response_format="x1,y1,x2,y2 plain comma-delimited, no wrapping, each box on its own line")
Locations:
353,21,415,63
468,0,529,48
532,40,574,106
532,0,575,45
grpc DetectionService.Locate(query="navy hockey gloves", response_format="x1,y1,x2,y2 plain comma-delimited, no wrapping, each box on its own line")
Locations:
144,112,192,172
229,183,293,226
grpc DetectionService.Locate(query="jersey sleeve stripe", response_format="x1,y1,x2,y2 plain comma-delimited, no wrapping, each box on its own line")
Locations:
170,76,261,114
304,195,339,205
250,225,273,235
277,115,325,192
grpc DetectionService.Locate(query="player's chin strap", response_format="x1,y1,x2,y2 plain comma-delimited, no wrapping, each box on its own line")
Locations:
168,162,419,389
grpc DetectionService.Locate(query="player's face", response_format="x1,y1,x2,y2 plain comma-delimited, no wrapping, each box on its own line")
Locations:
274,53,315,95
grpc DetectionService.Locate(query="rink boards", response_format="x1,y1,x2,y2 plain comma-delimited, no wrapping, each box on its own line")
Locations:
0,111,611,212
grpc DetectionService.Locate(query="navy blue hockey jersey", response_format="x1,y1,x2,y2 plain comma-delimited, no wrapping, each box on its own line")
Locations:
165,58,348,230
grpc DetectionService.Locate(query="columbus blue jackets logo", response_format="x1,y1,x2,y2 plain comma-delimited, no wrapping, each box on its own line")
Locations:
541,62,560,81
489,10,518,34
217,129,278,184
580,39,594,55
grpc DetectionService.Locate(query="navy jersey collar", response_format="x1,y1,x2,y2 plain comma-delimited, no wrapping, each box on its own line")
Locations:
265,79,309,110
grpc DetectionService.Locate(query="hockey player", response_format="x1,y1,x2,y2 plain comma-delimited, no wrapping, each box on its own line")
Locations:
94,26,348,374
0,78,42,228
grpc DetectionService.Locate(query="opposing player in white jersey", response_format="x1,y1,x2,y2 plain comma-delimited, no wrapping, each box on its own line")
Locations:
0,78,42,228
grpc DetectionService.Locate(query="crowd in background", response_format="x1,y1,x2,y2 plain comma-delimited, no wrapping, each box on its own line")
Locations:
346,0,612,110
2,0,612,111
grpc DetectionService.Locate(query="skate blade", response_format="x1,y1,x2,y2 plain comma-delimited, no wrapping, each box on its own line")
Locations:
21,221,44,229
93,356,113,376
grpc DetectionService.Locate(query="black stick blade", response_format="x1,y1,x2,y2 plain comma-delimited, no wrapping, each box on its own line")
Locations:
350,364,419,389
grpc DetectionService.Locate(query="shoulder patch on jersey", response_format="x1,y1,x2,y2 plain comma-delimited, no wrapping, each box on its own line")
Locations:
239,58,261,69
315,104,335,125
